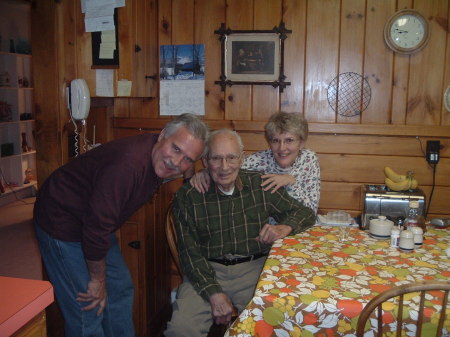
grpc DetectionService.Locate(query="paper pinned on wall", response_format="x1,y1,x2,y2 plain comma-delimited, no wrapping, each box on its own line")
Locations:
99,30,116,59
117,80,132,96
160,80,205,116
82,0,125,32
81,0,125,13
96,69,114,97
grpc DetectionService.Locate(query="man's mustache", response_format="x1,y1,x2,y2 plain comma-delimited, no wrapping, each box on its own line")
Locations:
165,159,181,173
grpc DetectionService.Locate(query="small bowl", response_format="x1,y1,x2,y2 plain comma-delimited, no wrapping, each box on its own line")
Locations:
369,216,394,239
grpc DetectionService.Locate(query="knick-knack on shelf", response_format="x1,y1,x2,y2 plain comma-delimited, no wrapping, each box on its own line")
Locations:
24,168,35,184
21,132,31,152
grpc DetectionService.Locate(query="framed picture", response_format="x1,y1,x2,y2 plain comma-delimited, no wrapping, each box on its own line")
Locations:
215,23,292,92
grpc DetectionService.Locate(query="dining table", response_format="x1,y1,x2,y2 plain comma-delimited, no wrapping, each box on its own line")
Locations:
225,224,450,337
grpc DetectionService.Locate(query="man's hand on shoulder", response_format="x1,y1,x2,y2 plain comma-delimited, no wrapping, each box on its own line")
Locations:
256,224,292,245
190,168,210,193
209,292,235,325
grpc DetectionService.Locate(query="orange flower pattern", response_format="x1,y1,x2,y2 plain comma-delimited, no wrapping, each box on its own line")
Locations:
226,226,450,337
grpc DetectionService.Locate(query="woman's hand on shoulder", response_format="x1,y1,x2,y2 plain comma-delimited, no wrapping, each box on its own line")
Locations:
190,168,210,193
260,174,295,193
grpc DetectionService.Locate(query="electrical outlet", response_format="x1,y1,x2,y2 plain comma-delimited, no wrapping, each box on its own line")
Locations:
426,140,440,164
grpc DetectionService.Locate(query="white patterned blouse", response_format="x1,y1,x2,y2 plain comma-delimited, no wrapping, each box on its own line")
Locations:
241,148,320,214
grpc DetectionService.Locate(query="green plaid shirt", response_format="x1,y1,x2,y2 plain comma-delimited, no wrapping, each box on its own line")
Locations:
173,170,315,300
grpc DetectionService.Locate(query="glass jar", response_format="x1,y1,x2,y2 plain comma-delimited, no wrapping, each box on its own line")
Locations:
404,200,425,232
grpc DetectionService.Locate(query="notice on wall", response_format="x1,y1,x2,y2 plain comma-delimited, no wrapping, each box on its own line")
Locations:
117,79,132,96
82,0,125,33
99,30,116,59
159,44,205,116
96,69,114,97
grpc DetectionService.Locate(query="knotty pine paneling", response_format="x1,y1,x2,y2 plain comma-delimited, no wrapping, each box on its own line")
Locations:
281,0,306,113
117,0,134,87
34,0,450,217
252,0,282,120
391,0,412,125
240,133,450,158
195,0,225,120
362,0,394,124
337,0,365,124
224,0,253,120
172,0,194,44
134,0,158,97
158,0,172,45
54,0,450,125
407,0,447,125
304,0,340,123
318,154,449,187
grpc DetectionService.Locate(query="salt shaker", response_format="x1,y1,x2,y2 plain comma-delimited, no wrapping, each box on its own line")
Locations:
399,229,414,252
390,226,400,248
410,226,423,248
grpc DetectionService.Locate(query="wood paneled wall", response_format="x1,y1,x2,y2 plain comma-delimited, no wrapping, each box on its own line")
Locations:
32,0,450,219
112,0,450,219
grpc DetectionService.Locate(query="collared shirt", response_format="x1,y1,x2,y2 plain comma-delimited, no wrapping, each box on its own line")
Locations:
173,170,315,301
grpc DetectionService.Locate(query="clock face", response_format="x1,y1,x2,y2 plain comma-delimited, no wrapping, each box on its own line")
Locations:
390,14,425,48
384,10,429,54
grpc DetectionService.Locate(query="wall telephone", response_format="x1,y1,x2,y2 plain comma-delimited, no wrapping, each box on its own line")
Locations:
67,78,90,120
66,79,92,156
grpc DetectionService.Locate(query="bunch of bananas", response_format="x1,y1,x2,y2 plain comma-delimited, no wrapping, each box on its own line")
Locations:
384,166,419,191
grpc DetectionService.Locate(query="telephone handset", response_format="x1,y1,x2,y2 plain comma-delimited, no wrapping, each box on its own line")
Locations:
67,78,90,120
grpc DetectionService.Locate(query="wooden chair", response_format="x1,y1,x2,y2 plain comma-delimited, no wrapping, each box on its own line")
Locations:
356,281,450,337
165,202,182,277
164,203,238,337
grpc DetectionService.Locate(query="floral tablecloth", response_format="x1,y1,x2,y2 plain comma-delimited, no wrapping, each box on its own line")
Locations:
225,225,450,337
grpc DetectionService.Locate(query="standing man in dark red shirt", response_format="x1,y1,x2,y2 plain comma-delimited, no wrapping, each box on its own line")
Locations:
33,113,208,337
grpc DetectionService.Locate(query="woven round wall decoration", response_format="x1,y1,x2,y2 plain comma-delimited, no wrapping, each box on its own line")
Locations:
327,72,371,117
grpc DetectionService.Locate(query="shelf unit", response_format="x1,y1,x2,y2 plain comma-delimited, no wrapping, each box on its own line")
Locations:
0,0,35,205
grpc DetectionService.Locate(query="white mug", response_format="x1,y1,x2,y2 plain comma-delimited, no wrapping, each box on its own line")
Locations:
399,230,414,252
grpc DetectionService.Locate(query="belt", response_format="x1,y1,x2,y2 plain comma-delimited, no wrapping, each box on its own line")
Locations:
208,252,267,266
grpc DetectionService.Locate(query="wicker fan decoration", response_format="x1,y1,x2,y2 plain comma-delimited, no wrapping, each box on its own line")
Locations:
327,72,371,117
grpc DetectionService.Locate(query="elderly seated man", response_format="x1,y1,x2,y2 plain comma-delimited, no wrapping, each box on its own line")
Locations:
164,129,315,337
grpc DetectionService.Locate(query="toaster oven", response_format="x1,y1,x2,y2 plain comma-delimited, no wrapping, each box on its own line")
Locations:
361,184,426,229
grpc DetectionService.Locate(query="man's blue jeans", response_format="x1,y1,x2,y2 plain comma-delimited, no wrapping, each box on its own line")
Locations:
34,223,135,337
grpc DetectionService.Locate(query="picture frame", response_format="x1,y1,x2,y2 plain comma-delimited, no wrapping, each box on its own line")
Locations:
214,22,292,92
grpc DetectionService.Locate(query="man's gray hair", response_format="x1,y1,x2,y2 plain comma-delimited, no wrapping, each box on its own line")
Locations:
164,113,209,154
206,129,244,157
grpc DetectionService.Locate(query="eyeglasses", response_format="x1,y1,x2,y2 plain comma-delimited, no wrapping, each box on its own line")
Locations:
208,154,241,165
269,137,300,146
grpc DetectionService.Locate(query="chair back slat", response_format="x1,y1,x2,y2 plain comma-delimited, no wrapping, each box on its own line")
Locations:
165,202,183,277
436,290,449,337
356,281,450,337
396,293,404,337
376,305,382,337
416,290,426,337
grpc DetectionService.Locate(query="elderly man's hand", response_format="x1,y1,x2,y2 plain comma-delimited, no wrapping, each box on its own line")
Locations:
209,292,235,325
256,224,293,245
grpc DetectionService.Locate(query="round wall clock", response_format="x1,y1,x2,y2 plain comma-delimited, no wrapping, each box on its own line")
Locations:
384,9,429,54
